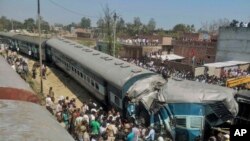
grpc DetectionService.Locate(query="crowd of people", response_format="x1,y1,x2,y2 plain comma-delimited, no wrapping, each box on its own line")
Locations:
117,38,160,46
125,55,250,89
4,50,29,80
45,92,162,141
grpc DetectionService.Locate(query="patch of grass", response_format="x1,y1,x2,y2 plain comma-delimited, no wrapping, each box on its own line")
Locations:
26,72,46,105
77,39,96,47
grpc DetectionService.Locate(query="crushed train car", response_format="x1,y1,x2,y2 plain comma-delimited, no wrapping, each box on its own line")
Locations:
126,78,238,141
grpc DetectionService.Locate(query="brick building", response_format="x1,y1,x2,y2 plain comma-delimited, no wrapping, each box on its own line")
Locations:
96,41,162,59
75,28,92,38
173,33,217,66
161,37,173,54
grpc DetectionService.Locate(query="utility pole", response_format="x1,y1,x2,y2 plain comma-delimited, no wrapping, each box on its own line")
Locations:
11,19,13,30
38,0,43,95
113,12,118,57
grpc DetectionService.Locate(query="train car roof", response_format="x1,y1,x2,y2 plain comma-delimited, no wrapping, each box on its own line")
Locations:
0,32,16,37
0,100,74,141
46,38,155,89
12,34,47,45
0,56,33,92
161,78,238,116
236,90,250,98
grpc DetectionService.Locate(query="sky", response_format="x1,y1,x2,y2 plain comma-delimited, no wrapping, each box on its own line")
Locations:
0,0,250,30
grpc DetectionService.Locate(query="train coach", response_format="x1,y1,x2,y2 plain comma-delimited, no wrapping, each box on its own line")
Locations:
46,37,158,109
0,56,74,141
0,32,47,60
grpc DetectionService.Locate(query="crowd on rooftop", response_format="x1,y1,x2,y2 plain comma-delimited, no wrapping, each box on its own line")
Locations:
124,54,250,90
117,38,160,46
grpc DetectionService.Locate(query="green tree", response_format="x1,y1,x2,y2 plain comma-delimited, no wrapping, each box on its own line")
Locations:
96,18,105,38
80,17,91,28
12,20,23,29
230,19,239,27
36,16,50,33
133,17,143,35
63,22,77,32
172,24,188,33
125,22,134,36
24,18,35,32
147,18,156,35
0,16,11,31
116,17,125,35
97,5,114,55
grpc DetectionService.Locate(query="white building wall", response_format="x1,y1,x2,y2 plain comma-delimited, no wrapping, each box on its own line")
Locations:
216,27,250,62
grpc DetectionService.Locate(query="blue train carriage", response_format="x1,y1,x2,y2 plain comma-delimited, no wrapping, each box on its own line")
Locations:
161,78,239,141
46,37,176,139
46,38,156,110
0,32,16,49
125,74,176,139
234,90,250,125
11,34,47,60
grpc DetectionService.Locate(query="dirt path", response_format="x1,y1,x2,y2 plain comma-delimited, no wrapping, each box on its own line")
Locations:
27,58,95,108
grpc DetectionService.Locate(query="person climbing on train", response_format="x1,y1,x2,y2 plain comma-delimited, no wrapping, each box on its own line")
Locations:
127,100,136,119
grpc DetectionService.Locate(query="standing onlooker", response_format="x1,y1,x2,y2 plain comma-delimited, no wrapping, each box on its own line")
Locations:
42,64,47,79
48,87,55,102
125,124,135,141
144,126,155,141
90,118,100,136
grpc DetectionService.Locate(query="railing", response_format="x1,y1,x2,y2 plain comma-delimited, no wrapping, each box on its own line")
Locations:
226,76,250,88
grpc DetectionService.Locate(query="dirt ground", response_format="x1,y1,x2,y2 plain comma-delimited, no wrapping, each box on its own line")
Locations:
27,58,96,108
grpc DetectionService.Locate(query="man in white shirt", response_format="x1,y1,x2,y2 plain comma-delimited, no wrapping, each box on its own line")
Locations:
45,95,54,114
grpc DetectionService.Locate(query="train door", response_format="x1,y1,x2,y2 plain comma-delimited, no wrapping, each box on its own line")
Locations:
174,116,204,141
45,44,53,63
104,81,110,109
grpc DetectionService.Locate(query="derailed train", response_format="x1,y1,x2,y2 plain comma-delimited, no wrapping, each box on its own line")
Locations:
0,32,239,140
0,56,74,141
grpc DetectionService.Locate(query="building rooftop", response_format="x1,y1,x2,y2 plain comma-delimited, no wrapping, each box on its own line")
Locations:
204,61,249,68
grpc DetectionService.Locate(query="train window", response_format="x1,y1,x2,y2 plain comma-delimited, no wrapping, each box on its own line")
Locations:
95,82,99,90
80,73,83,78
114,96,120,106
91,80,95,87
176,117,186,128
72,67,74,71
87,77,90,83
190,117,202,129
115,62,124,65
132,69,142,73
77,70,79,75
